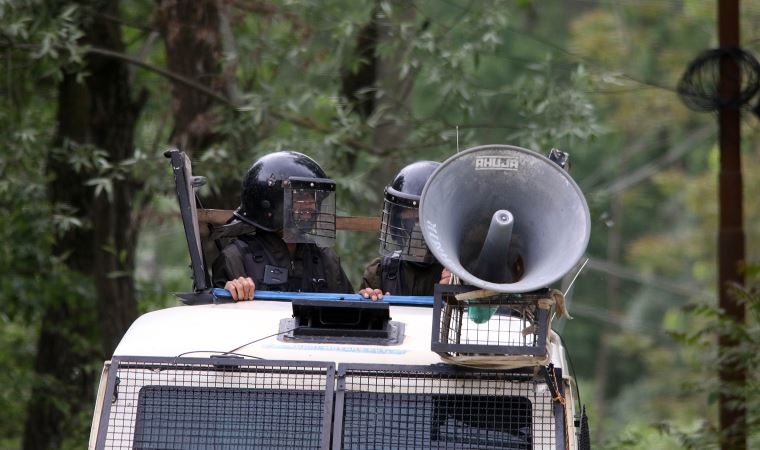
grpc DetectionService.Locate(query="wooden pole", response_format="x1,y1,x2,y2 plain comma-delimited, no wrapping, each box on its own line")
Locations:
717,1,746,449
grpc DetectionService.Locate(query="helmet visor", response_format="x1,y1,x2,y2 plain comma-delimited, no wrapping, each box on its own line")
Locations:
379,188,431,262
283,177,336,246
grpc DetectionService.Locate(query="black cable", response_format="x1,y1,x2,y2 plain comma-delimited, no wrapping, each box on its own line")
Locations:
678,47,760,113
174,350,263,359
174,327,299,359
499,24,679,94
225,327,300,355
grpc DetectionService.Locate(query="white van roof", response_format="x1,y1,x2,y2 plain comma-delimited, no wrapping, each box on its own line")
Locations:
114,300,568,372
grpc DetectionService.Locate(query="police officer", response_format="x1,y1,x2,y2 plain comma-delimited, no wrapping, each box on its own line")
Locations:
358,161,451,300
212,151,353,300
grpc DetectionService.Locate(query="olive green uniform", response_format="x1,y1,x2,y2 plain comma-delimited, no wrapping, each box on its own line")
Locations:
360,256,443,296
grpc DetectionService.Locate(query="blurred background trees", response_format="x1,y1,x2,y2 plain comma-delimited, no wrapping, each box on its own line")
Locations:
1,0,758,448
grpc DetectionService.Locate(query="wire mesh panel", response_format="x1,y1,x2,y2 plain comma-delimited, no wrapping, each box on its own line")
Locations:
95,357,335,450
432,285,550,357
379,189,430,263
333,364,559,450
283,177,336,247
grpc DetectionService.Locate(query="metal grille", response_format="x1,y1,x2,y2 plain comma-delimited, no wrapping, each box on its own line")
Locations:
432,285,549,357
334,364,558,449
283,185,336,247
96,357,334,449
379,192,431,263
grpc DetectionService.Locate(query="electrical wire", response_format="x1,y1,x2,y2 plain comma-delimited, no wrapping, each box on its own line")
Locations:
174,350,263,360
174,327,299,359
225,327,299,354
591,125,715,197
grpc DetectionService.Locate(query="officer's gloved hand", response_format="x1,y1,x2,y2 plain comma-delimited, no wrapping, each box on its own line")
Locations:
224,277,255,301
358,288,389,301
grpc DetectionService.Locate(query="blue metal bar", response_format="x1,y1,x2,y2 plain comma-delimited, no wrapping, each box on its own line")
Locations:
211,288,433,306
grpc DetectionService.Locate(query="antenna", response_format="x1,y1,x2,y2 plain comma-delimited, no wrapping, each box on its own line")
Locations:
456,126,460,153
563,258,589,297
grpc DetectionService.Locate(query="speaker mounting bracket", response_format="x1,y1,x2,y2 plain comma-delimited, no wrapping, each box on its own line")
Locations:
431,284,551,361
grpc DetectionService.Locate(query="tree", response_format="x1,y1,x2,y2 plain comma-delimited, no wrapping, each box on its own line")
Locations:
1,1,601,446
3,1,144,447
563,1,760,446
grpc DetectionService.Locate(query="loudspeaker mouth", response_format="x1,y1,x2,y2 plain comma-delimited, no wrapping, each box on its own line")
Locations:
420,144,590,294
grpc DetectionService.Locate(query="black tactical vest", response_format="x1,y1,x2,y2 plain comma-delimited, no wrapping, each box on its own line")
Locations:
232,236,329,293
379,256,443,296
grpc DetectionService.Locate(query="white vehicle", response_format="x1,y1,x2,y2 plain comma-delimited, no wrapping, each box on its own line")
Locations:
89,145,592,449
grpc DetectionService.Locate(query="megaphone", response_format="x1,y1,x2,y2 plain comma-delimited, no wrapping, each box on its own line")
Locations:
420,144,590,293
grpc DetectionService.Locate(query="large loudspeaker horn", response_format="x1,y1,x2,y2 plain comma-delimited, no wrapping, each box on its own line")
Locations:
420,144,590,293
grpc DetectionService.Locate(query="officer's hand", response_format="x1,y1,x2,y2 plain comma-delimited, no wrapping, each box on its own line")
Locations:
225,277,255,301
358,288,388,301
440,267,453,285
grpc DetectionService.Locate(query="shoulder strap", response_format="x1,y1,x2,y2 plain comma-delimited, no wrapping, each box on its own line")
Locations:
232,239,258,277
233,237,280,290
405,261,444,296
301,245,329,292
380,255,404,294
232,237,331,293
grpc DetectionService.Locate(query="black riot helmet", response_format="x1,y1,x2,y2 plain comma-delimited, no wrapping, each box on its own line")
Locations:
379,161,440,262
234,151,337,246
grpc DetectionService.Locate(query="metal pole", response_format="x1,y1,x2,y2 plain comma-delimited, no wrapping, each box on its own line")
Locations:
717,1,746,449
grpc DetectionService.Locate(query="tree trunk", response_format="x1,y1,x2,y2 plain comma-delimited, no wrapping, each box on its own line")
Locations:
156,0,224,155
372,0,416,155
363,0,417,196
341,6,378,123
85,0,142,358
156,0,238,209
23,73,99,450
23,2,142,447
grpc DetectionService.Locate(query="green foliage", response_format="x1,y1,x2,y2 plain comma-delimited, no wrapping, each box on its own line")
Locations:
0,320,37,449
9,0,758,448
0,1,86,77
0,96,56,322
167,0,599,285
0,3,106,446
658,271,760,449
509,60,601,151
561,2,760,447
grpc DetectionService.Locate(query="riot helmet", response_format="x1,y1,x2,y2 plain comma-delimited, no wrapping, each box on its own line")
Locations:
379,161,440,262
234,151,336,246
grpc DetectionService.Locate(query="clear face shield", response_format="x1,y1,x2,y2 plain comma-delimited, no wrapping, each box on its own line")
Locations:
379,187,432,263
282,177,336,246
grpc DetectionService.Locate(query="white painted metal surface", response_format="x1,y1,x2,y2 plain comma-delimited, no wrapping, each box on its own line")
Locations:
113,300,566,370
91,300,577,450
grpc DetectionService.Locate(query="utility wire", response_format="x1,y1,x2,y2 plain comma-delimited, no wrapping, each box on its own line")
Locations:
500,26,678,92
591,125,715,197
585,256,712,300
566,303,666,337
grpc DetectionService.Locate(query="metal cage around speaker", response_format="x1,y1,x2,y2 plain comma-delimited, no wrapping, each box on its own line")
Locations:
431,285,551,360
